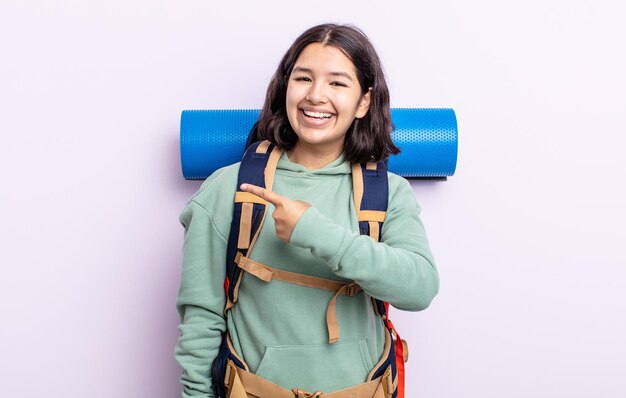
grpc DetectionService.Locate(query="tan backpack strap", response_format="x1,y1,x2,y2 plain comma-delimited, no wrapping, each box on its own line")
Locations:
326,282,361,344
358,210,386,222
351,163,364,221
368,221,380,242
245,144,282,255
235,253,362,344
234,191,268,205
264,145,282,191
227,143,283,311
237,203,253,250
366,161,378,170
225,359,393,398
352,162,387,241
255,140,271,154
231,143,281,252
235,253,347,291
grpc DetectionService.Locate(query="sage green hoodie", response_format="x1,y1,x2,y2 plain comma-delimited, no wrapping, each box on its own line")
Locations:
175,151,439,397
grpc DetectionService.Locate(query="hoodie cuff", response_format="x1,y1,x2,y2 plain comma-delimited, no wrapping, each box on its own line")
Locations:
289,207,350,266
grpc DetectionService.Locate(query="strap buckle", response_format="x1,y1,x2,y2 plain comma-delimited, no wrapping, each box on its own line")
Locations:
381,365,393,397
234,251,244,265
345,282,359,297
292,388,323,398
224,360,237,389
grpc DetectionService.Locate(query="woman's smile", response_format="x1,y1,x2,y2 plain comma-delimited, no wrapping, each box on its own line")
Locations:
299,108,335,127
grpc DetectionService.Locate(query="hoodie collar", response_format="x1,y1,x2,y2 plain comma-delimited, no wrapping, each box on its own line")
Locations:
276,150,351,176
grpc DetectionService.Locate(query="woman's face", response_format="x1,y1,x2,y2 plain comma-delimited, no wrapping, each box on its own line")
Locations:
286,43,371,154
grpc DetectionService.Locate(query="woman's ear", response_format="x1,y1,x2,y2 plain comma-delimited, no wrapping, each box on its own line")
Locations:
355,88,372,119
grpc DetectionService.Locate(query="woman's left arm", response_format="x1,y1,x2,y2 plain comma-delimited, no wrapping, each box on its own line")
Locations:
289,176,439,311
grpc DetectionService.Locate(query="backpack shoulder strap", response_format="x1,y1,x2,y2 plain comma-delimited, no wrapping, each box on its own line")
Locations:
351,160,389,241
353,160,408,398
351,160,390,315
224,140,282,310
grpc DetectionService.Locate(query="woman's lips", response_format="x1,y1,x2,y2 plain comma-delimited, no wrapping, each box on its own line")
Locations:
299,109,334,127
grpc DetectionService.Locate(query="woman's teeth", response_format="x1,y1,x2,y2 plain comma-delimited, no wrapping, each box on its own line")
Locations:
303,110,332,119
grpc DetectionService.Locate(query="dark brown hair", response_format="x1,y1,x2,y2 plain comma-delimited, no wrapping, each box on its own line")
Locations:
255,23,400,163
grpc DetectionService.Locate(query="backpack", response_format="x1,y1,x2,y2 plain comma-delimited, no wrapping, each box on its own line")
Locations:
211,140,408,398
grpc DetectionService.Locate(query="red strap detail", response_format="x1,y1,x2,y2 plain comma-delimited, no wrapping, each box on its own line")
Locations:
383,302,405,398
224,277,230,294
389,319,405,398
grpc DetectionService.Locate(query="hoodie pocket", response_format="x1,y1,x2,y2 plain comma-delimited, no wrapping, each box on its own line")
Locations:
255,338,373,392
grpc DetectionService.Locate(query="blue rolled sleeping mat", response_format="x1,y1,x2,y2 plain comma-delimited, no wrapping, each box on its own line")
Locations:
180,108,457,180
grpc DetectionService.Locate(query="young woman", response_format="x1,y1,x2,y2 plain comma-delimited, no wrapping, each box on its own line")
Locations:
175,23,439,398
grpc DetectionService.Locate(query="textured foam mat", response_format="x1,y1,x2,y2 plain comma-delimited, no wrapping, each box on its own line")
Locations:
180,108,457,179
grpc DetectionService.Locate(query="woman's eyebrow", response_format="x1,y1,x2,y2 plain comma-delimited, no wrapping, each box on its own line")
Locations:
292,66,353,81
329,71,353,81
292,66,312,74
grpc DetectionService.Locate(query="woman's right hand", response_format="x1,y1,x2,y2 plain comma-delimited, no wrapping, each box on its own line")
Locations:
240,183,311,243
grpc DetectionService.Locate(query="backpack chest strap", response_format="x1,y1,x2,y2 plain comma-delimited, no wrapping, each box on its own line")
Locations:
235,252,362,344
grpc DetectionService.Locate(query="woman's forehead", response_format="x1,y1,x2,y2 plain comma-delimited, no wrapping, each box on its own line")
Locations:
293,43,357,77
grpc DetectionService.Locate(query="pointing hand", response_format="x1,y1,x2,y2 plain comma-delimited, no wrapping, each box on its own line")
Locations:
240,184,311,243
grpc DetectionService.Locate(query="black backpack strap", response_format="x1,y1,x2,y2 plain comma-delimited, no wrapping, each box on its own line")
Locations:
224,140,282,311
352,161,389,241
356,161,409,398
352,160,390,315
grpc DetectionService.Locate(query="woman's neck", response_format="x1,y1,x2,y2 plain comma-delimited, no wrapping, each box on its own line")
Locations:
286,140,344,171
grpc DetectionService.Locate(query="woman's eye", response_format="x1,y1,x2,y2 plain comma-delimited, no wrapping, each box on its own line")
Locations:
331,81,347,87
294,76,311,82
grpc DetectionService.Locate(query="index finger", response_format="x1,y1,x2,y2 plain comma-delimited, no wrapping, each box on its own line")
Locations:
240,183,282,206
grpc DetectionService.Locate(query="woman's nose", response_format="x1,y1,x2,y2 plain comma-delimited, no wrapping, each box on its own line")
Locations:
305,82,328,104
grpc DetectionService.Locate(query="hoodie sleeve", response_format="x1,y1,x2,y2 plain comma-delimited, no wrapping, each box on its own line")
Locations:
175,200,228,398
289,176,439,311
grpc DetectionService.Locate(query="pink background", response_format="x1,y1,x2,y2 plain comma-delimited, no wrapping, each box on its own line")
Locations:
1,1,625,397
